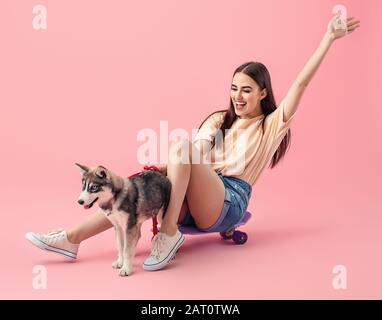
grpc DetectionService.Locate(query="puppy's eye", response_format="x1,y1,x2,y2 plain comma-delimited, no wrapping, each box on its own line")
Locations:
90,185,99,192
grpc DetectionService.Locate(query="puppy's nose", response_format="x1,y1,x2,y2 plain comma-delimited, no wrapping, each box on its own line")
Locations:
78,199,84,205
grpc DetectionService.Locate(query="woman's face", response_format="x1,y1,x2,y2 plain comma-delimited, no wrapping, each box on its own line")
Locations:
230,72,267,119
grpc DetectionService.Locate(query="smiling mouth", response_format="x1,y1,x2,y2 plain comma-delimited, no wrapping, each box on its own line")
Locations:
235,102,247,110
84,197,99,209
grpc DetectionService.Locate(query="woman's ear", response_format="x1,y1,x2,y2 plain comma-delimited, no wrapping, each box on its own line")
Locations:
260,88,267,100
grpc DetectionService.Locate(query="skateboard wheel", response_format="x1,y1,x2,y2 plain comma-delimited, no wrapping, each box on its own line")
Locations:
220,231,231,240
232,231,248,245
220,230,234,240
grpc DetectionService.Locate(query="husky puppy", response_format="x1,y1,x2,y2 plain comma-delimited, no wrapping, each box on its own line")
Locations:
75,163,171,276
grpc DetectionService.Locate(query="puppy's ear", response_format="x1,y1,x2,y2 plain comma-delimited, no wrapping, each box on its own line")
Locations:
75,163,90,175
95,166,108,179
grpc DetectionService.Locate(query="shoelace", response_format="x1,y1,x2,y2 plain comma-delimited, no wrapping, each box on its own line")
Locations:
151,233,167,259
46,229,64,235
43,229,65,242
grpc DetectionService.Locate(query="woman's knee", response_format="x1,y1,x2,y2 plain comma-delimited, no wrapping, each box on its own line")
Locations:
169,139,193,164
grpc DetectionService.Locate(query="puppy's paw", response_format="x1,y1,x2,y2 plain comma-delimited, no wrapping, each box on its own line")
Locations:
112,258,123,269
119,266,133,277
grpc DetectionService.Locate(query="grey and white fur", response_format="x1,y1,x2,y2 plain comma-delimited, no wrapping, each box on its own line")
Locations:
75,163,171,276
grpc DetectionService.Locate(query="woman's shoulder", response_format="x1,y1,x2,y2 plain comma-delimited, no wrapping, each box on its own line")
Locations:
198,110,227,129
207,110,226,122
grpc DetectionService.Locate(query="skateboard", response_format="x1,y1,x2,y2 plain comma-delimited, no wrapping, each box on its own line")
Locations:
178,211,252,245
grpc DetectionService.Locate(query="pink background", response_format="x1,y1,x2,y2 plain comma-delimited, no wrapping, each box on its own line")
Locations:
1,0,381,299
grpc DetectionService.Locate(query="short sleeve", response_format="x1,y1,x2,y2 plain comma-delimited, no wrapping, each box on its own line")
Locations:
193,111,226,143
264,99,296,142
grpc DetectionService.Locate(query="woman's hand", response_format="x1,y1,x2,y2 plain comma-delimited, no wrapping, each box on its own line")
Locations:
326,13,360,41
157,164,167,176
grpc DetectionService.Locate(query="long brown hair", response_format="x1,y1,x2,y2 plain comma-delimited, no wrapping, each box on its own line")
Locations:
199,61,291,169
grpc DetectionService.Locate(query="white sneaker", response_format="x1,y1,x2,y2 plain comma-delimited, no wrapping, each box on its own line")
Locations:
25,229,79,260
143,229,185,271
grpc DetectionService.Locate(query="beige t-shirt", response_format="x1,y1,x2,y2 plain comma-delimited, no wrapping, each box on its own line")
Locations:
193,99,295,186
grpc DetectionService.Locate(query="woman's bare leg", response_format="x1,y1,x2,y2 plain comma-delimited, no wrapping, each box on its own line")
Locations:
177,198,189,226
159,139,225,236
158,142,191,236
66,209,113,244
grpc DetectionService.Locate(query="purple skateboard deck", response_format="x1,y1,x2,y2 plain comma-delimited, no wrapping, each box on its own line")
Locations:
179,211,252,235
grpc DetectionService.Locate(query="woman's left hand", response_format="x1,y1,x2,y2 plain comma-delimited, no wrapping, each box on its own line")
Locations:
326,13,361,41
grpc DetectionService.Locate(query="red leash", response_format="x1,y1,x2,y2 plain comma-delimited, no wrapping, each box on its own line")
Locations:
128,165,160,237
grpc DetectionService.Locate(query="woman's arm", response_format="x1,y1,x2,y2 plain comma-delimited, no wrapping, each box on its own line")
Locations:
282,14,361,122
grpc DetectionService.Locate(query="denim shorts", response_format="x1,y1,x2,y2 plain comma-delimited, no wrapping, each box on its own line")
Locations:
181,173,252,233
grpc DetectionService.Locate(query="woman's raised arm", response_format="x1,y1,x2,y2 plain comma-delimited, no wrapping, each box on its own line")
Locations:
281,13,361,122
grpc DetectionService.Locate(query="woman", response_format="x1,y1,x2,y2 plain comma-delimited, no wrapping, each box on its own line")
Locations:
26,15,360,271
